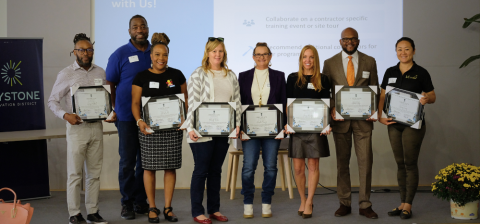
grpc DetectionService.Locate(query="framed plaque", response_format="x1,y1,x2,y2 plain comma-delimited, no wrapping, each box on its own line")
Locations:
286,98,330,134
193,102,237,137
71,85,113,121
335,85,378,120
241,104,283,138
142,94,186,131
384,86,424,129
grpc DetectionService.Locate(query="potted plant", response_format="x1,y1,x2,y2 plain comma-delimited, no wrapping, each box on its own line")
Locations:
431,163,480,219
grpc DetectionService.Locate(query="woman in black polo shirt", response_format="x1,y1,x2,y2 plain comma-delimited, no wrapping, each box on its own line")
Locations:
378,37,436,219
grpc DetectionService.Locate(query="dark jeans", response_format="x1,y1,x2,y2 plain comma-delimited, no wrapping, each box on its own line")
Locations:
241,138,280,204
387,123,426,205
189,138,229,217
116,121,147,206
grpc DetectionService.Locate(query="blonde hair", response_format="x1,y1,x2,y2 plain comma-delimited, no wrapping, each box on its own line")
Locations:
150,32,170,54
201,39,229,76
296,45,323,92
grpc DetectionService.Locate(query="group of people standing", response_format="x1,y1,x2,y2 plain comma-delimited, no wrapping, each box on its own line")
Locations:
48,14,436,224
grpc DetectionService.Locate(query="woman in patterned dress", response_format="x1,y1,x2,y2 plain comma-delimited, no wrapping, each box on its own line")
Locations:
132,33,188,223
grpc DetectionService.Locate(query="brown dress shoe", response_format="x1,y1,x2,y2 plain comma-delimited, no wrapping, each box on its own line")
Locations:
334,204,351,217
359,206,378,219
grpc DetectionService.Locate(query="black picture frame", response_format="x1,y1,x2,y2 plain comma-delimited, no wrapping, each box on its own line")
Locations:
71,86,112,121
193,102,236,137
143,94,186,131
384,87,424,126
335,86,377,120
287,98,330,133
241,104,283,138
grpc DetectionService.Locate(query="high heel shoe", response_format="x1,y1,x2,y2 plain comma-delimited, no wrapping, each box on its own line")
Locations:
302,204,314,219
148,207,160,223
297,211,303,216
164,207,179,222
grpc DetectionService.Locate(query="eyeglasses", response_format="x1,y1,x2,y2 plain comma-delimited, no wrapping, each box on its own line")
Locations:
341,37,359,43
254,53,271,58
208,37,224,42
74,49,94,54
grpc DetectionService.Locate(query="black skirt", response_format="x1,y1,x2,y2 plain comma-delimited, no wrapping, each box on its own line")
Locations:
138,129,183,170
288,133,330,158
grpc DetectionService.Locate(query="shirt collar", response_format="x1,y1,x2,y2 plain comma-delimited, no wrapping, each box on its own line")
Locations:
73,60,97,72
342,50,359,59
127,39,151,53
394,61,418,72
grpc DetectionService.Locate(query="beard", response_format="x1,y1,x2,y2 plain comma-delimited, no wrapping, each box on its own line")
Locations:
131,34,148,45
76,54,93,68
342,46,358,55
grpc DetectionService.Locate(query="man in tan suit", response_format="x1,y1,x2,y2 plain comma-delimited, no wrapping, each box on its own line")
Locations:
322,27,379,219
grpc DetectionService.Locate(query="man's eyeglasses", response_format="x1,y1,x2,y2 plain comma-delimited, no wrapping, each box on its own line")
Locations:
254,53,271,58
71,49,94,56
341,37,359,43
208,37,224,42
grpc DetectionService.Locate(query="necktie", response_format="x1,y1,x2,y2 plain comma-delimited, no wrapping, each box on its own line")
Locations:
347,56,355,86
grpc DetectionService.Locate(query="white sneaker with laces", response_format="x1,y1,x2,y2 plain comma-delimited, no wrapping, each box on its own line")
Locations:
262,204,272,218
244,204,254,218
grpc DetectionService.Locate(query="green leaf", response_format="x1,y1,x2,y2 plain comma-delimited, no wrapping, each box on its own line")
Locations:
463,13,480,28
460,54,480,68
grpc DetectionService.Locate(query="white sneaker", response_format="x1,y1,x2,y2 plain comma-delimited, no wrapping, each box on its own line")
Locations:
244,204,254,218
262,204,272,218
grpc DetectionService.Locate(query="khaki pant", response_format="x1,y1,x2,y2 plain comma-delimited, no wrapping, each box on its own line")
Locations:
66,122,103,216
333,121,373,209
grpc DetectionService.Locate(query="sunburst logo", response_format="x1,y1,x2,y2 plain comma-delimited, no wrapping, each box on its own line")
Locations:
1,60,23,86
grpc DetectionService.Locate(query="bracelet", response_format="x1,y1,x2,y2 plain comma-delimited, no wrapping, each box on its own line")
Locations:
136,119,143,126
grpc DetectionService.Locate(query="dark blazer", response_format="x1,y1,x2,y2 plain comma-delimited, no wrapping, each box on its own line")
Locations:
322,51,379,133
238,67,287,125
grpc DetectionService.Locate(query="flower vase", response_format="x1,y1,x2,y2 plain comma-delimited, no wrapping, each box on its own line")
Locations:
450,199,479,219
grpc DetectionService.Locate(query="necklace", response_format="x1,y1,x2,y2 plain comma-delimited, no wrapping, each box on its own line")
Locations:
255,69,269,106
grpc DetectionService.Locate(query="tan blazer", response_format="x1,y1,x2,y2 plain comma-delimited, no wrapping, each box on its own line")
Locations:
322,51,379,133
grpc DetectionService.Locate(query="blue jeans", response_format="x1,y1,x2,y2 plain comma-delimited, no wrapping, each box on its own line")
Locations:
241,138,281,204
189,138,229,217
116,121,147,206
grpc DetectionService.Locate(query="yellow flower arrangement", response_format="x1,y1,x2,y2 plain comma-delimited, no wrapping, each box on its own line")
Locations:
432,163,480,207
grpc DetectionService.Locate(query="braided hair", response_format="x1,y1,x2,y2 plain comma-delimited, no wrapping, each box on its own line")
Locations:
151,33,170,54
73,33,91,45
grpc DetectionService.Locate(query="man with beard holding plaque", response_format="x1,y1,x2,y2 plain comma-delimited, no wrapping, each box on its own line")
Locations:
48,33,110,224
322,27,379,219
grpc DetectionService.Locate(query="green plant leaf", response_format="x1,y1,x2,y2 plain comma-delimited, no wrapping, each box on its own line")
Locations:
460,54,480,68
463,13,480,28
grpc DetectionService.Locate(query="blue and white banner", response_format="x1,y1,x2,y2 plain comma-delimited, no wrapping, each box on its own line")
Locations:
0,39,45,132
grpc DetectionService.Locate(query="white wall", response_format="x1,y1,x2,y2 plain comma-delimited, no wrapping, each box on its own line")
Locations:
5,0,480,191
0,0,6,37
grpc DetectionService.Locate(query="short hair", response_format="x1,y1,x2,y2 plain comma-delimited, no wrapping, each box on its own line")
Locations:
129,14,147,28
395,37,415,50
73,33,91,45
201,39,229,76
253,42,272,55
150,33,170,54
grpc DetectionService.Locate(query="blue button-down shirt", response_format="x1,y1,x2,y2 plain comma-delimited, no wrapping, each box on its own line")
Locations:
106,40,151,121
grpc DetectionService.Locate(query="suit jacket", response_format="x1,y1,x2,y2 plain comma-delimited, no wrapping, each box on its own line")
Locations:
322,51,379,133
238,67,287,125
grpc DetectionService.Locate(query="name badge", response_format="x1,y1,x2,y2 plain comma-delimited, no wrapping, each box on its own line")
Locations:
149,82,159,89
388,78,397,84
307,83,315,90
128,55,139,63
94,78,103,86
362,71,370,78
